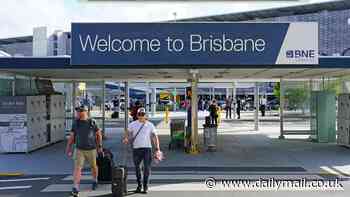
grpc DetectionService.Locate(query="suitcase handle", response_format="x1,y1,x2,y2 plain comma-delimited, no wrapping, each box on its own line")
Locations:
121,143,129,166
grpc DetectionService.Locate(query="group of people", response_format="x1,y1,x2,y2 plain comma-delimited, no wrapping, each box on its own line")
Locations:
206,97,242,126
225,96,242,119
66,105,161,196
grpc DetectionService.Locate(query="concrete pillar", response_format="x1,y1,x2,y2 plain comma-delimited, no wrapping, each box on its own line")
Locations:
226,88,230,99
279,80,285,139
173,87,177,111
124,82,129,132
254,82,259,131
190,70,199,153
102,80,106,132
151,88,156,117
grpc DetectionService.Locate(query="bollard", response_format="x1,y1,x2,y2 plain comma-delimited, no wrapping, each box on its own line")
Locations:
189,144,200,155
217,107,222,126
165,106,169,124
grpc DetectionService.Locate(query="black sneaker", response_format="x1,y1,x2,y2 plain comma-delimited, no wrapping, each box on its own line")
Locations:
71,187,79,197
142,185,148,194
135,185,142,193
92,181,98,191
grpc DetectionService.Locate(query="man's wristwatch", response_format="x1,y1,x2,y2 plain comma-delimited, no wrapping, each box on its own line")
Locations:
98,144,103,148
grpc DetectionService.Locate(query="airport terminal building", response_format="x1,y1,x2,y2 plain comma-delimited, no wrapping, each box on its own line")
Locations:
1,0,350,154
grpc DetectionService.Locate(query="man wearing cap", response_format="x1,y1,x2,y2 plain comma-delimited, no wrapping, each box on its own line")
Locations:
123,107,161,194
66,106,103,196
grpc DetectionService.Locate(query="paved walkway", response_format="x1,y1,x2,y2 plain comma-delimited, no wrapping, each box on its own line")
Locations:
1,116,350,196
0,117,349,177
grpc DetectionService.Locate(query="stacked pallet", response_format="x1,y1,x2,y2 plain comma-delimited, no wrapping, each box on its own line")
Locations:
0,96,48,153
0,95,66,153
47,95,66,144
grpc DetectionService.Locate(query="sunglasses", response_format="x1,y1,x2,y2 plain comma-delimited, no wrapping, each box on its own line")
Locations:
138,112,146,117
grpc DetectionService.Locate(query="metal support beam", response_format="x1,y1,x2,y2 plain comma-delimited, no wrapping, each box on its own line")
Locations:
254,82,259,131
146,82,150,113
322,76,325,90
209,88,212,100
190,70,199,154
102,80,106,133
72,81,77,121
279,79,285,139
151,88,156,117
226,88,230,99
232,82,236,119
117,81,121,116
173,87,177,111
124,81,129,133
342,80,348,94
11,75,16,96
212,87,215,100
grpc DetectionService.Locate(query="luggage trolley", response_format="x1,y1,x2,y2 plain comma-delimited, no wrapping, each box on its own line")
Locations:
168,119,186,150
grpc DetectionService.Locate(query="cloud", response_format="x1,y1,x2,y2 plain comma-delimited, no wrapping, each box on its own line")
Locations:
0,0,334,38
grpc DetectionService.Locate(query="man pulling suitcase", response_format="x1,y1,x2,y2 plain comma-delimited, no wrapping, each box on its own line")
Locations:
122,108,162,194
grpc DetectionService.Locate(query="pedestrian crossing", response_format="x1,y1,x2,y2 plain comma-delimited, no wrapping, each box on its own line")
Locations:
0,166,346,196
0,185,32,191
40,168,343,194
62,173,323,182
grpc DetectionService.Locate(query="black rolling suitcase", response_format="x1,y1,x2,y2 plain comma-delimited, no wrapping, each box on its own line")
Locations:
97,148,114,182
112,165,128,197
112,143,129,197
111,111,119,119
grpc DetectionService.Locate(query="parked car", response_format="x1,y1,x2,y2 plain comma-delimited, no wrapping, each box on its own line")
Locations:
267,99,279,110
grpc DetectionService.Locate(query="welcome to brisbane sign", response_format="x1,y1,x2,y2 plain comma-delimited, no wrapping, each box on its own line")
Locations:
71,22,318,66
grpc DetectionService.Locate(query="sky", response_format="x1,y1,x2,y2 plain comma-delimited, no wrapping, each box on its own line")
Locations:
0,0,335,38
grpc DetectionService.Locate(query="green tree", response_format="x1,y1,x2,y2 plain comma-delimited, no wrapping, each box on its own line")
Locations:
273,82,280,101
285,88,308,110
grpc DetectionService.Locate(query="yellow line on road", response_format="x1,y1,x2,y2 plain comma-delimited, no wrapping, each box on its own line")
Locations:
0,173,23,177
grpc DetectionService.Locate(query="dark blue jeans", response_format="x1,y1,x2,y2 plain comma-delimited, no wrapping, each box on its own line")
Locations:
133,148,152,187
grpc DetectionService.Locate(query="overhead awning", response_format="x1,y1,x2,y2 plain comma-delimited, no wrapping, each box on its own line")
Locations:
0,56,349,81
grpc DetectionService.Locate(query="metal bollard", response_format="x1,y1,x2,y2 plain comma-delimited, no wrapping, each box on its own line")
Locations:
165,106,169,124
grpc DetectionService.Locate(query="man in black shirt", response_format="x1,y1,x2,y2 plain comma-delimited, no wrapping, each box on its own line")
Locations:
209,100,218,126
66,106,103,196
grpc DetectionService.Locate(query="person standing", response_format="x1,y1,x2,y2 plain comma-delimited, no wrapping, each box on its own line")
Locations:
236,98,241,119
260,96,267,117
208,100,218,126
225,96,233,119
123,108,161,194
66,106,103,197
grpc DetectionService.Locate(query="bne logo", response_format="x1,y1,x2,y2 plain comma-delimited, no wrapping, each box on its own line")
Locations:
286,50,316,59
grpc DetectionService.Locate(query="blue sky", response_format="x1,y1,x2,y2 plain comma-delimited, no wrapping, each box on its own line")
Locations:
0,0,334,38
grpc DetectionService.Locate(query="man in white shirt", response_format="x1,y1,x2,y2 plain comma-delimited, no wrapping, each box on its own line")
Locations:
123,108,161,194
